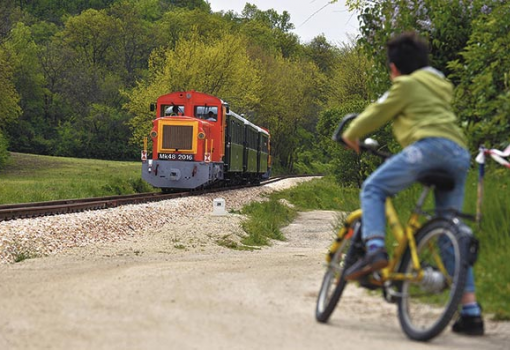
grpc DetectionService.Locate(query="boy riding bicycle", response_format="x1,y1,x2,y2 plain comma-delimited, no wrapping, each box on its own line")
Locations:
341,32,484,336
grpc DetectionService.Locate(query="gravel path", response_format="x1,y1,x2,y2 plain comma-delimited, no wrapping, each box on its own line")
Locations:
0,177,508,350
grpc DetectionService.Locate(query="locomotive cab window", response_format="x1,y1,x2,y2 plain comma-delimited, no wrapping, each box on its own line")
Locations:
162,105,185,117
195,106,218,121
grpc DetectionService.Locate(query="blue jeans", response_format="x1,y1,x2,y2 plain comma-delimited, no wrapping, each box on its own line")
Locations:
360,137,475,292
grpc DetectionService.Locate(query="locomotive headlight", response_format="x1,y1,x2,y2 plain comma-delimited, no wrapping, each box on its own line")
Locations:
150,131,157,138
198,132,206,139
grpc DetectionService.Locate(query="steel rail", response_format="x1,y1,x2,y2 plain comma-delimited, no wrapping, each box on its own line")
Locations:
0,175,318,222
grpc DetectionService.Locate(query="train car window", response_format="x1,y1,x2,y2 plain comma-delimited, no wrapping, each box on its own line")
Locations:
260,134,269,153
234,120,242,144
195,106,218,121
247,127,257,149
162,105,185,117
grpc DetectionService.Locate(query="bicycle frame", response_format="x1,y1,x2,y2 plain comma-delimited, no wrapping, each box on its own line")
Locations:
333,183,451,287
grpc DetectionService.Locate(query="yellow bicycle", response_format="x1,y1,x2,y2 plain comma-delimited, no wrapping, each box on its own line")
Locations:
315,114,479,341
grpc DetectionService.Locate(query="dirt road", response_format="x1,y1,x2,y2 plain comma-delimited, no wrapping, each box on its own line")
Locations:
0,210,508,350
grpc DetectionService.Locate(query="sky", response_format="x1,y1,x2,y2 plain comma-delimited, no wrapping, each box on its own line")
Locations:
207,0,359,45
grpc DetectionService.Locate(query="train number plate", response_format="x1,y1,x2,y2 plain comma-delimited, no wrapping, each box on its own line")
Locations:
158,153,195,161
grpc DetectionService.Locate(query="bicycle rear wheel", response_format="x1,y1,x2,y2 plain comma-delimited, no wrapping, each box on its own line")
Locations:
397,219,468,341
315,220,362,323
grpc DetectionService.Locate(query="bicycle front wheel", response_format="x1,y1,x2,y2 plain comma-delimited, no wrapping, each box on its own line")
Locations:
315,219,361,323
397,219,468,341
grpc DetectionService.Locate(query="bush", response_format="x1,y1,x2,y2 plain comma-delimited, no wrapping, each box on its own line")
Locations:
240,198,297,246
0,130,10,169
272,177,359,211
316,101,398,187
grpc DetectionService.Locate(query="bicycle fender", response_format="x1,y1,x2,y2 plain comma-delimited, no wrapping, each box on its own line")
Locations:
413,217,479,267
455,220,479,266
344,209,362,226
326,210,363,263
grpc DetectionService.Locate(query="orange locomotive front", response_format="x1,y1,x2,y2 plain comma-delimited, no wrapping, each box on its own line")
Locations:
141,90,270,191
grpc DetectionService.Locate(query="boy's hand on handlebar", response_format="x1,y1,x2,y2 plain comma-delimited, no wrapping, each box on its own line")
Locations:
342,135,360,154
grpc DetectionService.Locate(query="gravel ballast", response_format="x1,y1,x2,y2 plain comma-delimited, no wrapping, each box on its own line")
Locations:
0,178,316,264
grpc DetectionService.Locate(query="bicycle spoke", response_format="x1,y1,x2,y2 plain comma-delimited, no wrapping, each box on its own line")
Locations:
316,219,361,323
397,220,468,341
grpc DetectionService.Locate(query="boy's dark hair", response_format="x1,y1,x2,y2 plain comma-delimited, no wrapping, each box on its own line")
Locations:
386,32,429,75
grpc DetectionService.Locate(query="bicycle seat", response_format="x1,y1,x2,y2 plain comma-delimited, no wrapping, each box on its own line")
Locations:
417,170,455,191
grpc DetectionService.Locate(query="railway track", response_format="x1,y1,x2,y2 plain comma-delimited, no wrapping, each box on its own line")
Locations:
0,175,310,222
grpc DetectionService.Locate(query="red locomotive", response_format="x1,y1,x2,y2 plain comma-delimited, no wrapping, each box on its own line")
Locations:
141,90,271,191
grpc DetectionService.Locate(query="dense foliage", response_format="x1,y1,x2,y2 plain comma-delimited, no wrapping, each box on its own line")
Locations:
448,1,510,149
344,0,510,152
0,0,340,173
0,0,509,182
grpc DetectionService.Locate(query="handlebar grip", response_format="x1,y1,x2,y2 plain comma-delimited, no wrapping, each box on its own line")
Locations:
331,113,391,160
332,113,358,144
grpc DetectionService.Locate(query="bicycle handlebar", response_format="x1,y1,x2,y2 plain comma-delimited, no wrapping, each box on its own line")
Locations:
332,113,391,159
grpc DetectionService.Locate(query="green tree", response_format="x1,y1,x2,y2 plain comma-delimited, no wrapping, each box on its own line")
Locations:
448,2,510,149
348,0,478,94
2,22,50,154
316,102,367,187
155,7,230,49
304,35,338,76
0,1,18,38
0,46,21,168
55,103,135,159
126,30,261,145
238,3,300,58
51,8,136,159
3,22,46,116
0,47,21,129
61,8,122,68
109,0,156,86
343,0,510,152
314,42,392,185
16,0,119,23
167,0,211,11
254,54,322,172
0,130,9,168
326,44,373,106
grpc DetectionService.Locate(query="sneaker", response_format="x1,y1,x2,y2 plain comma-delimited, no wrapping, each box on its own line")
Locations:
344,248,389,281
452,314,485,336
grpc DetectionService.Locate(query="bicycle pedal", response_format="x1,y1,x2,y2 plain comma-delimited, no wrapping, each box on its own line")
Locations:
358,276,380,290
383,282,402,303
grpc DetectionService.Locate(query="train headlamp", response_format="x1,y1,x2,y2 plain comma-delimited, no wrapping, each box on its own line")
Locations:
150,131,158,138
198,132,206,139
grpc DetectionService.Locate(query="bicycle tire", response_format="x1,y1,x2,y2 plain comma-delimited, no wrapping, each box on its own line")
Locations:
397,218,469,341
315,220,362,323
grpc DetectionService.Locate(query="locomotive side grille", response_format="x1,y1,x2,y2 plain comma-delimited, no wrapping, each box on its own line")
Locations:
162,125,193,150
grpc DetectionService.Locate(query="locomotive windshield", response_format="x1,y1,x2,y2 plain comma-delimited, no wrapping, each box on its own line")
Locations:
162,105,185,117
195,106,218,121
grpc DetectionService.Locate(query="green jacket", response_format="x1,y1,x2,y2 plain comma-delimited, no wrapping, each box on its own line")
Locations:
343,67,467,149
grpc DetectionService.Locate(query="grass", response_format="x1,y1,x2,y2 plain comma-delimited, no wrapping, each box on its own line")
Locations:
0,152,154,204
216,235,259,251
271,177,360,212
464,168,510,320
13,251,35,263
389,169,510,320
240,198,297,246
